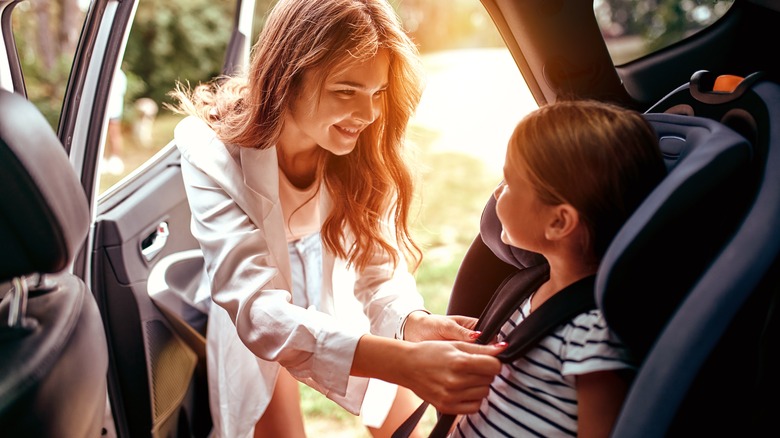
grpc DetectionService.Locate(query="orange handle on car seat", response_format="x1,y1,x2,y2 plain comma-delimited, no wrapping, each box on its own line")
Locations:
713,75,744,92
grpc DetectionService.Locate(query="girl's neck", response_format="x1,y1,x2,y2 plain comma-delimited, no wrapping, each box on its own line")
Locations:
530,257,597,311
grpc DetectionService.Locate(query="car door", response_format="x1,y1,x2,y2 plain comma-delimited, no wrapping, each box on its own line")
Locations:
55,0,256,436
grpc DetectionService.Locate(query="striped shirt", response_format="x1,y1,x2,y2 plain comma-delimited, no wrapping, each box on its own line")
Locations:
452,295,634,437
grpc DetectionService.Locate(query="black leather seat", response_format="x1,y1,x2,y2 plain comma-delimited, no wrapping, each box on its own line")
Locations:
0,89,109,437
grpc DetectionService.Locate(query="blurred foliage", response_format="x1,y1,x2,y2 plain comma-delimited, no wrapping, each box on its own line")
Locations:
11,0,510,130
12,0,82,128
595,0,734,63
17,43,74,129
124,0,234,107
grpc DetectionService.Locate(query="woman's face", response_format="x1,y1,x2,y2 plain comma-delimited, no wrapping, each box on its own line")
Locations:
283,49,390,156
494,153,552,251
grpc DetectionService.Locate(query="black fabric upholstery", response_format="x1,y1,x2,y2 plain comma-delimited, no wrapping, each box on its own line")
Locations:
597,113,754,360
610,76,780,437
0,90,89,280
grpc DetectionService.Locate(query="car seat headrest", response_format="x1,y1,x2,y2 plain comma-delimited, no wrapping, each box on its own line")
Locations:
0,90,90,281
596,113,754,360
479,194,547,270
648,70,769,150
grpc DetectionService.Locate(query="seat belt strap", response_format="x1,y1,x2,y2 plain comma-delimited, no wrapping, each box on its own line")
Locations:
393,268,597,438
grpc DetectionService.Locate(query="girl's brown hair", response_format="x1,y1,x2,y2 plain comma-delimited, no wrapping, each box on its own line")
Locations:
507,99,666,259
170,0,425,270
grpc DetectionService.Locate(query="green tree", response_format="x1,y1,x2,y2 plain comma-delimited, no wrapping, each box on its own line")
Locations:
124,0,234,106
13,0,85,128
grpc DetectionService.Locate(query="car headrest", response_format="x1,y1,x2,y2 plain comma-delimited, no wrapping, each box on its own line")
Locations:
596,113,754,360
0,90,89,281
648,70,766,158
479,194,547,270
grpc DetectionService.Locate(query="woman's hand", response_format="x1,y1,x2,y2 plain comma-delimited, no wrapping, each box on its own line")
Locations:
352,335,506,414
402,311,480,343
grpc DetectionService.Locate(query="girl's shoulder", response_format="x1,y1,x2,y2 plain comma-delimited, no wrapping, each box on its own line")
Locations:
561,309,616,345
557,309,637,374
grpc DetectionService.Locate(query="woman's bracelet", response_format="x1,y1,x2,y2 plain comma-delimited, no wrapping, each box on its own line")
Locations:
395,309,431,340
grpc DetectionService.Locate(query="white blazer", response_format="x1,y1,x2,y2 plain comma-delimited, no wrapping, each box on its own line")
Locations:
174,116,425,438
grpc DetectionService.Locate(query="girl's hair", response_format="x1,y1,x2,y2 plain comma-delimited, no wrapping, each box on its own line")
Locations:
169,0,425,271
507,99,666,259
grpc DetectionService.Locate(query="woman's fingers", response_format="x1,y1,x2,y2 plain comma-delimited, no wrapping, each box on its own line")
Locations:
403,340,506,414
404,313,481,342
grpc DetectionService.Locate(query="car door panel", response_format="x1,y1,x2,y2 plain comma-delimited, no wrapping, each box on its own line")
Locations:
72,0,256,433
92,145,210,438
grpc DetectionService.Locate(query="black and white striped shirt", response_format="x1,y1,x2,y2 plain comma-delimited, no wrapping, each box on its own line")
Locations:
452,296,634,437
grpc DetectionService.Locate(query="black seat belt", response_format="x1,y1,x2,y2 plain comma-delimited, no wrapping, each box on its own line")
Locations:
393,264,598,438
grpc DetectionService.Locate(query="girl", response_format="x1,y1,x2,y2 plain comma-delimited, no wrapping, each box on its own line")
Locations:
455,100,666,437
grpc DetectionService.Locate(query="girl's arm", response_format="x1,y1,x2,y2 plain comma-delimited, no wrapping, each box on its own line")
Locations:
576,369,633,438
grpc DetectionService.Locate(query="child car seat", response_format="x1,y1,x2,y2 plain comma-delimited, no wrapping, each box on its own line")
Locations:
605,71,780,437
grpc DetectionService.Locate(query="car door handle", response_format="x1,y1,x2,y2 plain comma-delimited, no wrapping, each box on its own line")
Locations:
141,222,169,261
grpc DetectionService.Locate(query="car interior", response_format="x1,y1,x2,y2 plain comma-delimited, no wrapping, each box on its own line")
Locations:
1,0,780,437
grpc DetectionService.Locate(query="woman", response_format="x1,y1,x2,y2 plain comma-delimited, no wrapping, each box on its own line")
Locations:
170,0,504,437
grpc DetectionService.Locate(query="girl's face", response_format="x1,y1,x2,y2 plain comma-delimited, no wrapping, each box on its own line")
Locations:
494,154,553,251
284,49,390,156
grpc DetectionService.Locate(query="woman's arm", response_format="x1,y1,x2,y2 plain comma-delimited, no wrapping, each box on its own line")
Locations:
351,334,506,414
401,311,480,342
349,210,481,343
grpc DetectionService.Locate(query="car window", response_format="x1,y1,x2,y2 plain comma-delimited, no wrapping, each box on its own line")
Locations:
595,0,735,65
97,0,235,194
10,0,234,196
11,0,88,129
